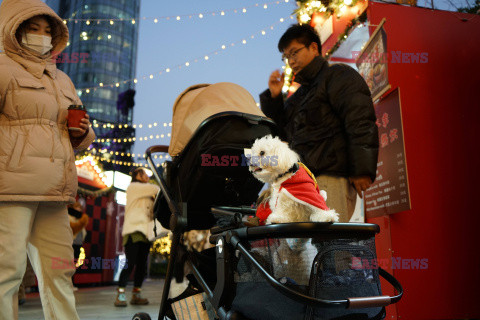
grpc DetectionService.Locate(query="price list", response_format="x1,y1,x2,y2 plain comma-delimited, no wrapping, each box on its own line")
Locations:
365,88,411,218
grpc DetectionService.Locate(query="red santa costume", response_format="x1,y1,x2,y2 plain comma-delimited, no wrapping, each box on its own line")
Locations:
256,163,330,224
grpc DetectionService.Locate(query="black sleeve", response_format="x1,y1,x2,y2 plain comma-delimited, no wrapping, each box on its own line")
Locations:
326,64,379,181
259,89,285,124
259,89,288,139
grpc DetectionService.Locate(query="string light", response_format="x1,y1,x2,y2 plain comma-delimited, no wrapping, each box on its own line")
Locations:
65,1,288,24
81,152,171,168
93,131,171,143
92,119,172,130
77,16,291,94
91,115,261,132
296,0,361,25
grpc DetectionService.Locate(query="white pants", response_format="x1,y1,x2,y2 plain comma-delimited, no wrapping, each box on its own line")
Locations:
0,202,79,320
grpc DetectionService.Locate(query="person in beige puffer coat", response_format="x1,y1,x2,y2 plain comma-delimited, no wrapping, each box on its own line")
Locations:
0,0,95,319
115,168,160,307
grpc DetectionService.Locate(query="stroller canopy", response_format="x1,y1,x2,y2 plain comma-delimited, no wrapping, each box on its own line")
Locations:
169,82,266,157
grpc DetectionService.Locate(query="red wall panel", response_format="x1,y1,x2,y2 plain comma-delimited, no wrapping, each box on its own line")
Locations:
366,2,480,319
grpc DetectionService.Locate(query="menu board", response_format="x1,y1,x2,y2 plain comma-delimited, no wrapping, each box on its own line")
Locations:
365,88,410,218
357,18,389,101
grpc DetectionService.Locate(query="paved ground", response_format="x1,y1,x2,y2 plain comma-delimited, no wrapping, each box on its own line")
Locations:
18,278,166,320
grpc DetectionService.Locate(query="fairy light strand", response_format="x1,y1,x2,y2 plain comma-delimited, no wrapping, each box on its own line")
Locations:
80,152,169,168
87,147,171,161
64,1,291,23
91,120,173,130
76,15,294,94
89,101,261,129
93,132,171,144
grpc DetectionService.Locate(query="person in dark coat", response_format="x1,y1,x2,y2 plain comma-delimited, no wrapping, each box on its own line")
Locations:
260,24,379,222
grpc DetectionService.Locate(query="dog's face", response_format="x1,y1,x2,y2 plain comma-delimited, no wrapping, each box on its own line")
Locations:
248,135,299,184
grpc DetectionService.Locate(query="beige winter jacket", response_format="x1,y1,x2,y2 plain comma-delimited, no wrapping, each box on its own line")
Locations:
122,182,160,240
0,0,95,203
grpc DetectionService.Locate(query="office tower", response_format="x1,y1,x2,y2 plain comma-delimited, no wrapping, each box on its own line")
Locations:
47,0,141,171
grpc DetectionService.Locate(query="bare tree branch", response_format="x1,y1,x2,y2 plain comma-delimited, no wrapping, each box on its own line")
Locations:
464,0,475,8
445,0,460,9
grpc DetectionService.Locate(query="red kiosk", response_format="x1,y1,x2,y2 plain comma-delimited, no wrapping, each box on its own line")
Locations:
303,1,480,318
74,157,125,285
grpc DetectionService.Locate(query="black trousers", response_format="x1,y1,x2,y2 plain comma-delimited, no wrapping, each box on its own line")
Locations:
118,238,151,288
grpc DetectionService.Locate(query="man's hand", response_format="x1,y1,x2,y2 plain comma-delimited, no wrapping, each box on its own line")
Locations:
349,176,373,199
268,70,285,99
69,113,91,138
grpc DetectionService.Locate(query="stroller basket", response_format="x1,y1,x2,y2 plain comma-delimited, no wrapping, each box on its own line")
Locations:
191,223,402,320
228,223,397,320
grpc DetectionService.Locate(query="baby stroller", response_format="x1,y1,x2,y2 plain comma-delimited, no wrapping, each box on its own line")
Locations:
133,82,403,320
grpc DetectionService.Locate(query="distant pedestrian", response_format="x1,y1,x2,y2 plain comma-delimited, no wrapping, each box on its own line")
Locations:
114,168,160,307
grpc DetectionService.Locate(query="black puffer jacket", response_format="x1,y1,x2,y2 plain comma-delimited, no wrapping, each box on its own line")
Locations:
260,56,379,181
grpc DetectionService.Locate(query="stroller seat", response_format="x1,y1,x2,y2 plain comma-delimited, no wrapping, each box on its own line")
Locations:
155,82,277,230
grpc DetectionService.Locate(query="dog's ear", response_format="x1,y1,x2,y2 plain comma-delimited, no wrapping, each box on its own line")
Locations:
274,136,291,148
277,143,301,171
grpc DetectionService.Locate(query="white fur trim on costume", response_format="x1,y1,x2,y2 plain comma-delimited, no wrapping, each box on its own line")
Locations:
280,188,339,222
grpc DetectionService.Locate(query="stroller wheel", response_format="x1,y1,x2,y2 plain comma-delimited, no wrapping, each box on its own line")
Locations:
132,312,151,320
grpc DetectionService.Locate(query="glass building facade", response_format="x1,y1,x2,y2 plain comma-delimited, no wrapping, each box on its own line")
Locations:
47,0,140,170
47,0,140,126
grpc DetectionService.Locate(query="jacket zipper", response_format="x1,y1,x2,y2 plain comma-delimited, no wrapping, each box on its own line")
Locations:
47,75,69,197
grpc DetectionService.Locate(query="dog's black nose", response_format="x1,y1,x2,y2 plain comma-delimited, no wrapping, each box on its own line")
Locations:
260,151,265,156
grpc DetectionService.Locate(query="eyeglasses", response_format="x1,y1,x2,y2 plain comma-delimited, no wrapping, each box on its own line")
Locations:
281,46,306,63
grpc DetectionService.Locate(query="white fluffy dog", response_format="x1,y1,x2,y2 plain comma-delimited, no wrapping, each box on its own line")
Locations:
248,135,339,224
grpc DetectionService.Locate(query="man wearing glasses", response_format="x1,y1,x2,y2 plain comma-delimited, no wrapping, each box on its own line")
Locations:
259,24,378,222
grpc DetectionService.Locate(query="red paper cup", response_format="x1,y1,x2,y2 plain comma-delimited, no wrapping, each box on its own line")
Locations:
67,105,87,131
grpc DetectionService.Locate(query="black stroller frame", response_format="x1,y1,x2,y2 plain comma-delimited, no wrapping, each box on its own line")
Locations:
143,112,403,320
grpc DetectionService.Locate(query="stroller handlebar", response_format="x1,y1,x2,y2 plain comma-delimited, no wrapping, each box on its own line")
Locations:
145,145,169,157
240,222,380,240
145,145,185,230
212,206,257,216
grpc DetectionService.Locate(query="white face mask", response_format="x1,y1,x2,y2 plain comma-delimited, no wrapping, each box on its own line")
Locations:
21,33,53,55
